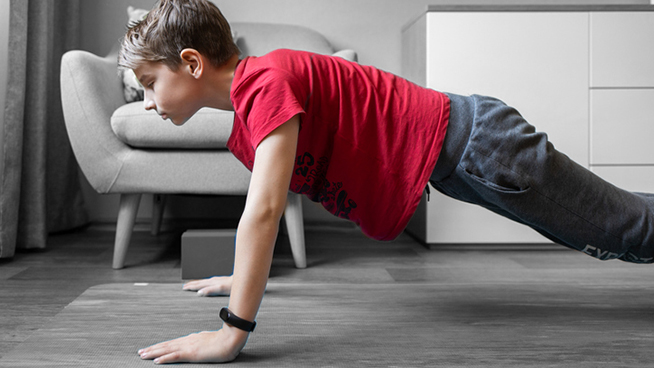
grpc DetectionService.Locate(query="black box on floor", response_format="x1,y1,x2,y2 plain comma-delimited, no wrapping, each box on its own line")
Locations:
181,229,236,280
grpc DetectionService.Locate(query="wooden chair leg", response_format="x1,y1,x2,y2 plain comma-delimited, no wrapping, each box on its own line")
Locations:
113,193,142,269
284,192,306,269
151,194,167,236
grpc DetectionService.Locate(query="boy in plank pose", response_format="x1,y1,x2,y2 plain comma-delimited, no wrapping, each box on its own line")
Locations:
119,0,654,363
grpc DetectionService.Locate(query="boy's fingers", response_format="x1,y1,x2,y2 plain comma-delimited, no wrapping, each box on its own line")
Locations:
182,280,201,290
182,279,212,291
198,284,228,296
182,278,205,287
182,276,220,289
154,351,182,364
138,330,243,364
182,276,231,296
139,342,180,362
138,345,162,360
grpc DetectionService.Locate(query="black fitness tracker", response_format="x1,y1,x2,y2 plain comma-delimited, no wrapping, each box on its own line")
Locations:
219,307,256,332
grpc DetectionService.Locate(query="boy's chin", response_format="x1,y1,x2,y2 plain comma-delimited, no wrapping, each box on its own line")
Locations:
169,116,190,126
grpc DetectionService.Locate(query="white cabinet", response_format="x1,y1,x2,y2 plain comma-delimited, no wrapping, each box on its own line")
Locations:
403,11,589,245
589,11,654,193
419,12,589,166
590,12,654,88
590,89,654,166
403,9,654,246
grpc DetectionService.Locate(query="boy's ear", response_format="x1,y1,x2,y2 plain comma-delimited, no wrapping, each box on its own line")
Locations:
179,48,203,78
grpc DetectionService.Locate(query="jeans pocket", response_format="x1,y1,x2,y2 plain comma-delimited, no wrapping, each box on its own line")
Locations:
459,149,530,194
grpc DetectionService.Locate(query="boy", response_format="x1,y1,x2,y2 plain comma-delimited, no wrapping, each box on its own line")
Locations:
120,0,654,364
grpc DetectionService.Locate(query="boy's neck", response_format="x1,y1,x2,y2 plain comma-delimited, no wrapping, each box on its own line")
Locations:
205,53,240,111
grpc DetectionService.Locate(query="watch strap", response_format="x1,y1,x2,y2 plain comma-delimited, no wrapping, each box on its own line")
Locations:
219,307,256,332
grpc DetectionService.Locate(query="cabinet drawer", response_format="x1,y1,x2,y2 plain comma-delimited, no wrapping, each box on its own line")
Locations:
591,166,654,193
591,12,654,88
591,89,654,165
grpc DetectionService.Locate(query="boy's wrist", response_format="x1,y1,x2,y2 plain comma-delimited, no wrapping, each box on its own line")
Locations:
220,307,257,332
222,322,251,342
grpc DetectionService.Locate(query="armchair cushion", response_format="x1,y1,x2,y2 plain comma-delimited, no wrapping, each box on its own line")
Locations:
111,103,234,149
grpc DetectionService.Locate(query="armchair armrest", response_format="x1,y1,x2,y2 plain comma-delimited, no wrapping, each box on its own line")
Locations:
60,50,131,193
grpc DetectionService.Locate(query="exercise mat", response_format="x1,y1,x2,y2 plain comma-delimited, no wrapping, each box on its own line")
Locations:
2,282,654,367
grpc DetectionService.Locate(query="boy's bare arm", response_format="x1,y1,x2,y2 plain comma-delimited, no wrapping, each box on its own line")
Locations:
227,114,301,331
138,115,300,364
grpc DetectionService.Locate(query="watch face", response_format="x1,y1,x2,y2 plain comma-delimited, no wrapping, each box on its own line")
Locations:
219,307,255,332
220,307,229,320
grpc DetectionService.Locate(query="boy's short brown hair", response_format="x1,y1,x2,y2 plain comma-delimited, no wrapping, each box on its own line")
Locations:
118,0,239,70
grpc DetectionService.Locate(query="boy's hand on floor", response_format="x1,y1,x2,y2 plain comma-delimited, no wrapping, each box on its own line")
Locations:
138,326,248,364
183,276,233,296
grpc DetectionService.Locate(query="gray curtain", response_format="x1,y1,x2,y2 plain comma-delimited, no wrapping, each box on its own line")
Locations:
0,0,88,258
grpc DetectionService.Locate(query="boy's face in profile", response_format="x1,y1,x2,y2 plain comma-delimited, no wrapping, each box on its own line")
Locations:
133,61,203,126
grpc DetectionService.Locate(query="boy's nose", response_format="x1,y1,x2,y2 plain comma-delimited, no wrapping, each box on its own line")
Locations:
144,98,156,111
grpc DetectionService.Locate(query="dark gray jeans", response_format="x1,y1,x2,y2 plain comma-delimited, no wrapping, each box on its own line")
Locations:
430,93,654,263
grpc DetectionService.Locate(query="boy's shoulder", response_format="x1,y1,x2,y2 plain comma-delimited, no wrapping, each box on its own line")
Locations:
240,49,315,70
234,49,315,88
231,49,315,108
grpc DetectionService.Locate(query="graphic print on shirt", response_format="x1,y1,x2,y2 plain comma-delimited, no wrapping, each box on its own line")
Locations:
292,152,358,220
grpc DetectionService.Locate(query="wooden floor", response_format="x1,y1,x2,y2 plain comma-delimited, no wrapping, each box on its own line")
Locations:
3,222,654,361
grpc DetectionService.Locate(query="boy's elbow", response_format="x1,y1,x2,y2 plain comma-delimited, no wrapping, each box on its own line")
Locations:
254,205,285,224
243,198,287,227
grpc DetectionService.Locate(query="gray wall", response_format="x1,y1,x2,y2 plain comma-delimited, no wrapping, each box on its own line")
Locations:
0,1,10,170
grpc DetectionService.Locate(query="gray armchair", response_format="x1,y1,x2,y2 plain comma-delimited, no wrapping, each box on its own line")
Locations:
60,22,357,269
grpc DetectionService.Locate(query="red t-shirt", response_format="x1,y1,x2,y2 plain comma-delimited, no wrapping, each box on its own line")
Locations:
227,49,449,241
